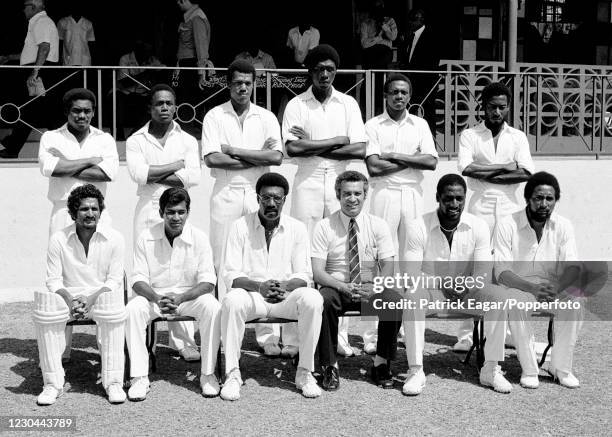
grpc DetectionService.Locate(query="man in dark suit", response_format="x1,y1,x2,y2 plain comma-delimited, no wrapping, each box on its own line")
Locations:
397,9,440,136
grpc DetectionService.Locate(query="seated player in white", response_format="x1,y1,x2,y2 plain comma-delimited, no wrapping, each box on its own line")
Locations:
220,173,323,400
125,187,221,401
34,184,126,405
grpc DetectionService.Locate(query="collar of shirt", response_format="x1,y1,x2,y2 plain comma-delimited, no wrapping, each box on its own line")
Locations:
338,210,365,232
58,123,105,142
65,222,112,242
427,210,474,233
132,121,183,148
253,212,289,234
148,221,194,246
474,120,511,137
302,86,344,107
413,25,425,39
516,209,561,233
379,109,414,126
221,100,262,120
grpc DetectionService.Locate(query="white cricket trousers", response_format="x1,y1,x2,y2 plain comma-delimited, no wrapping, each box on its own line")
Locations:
221,287,323,373
125,294,221,377
32,290,126,390
403,285,537,374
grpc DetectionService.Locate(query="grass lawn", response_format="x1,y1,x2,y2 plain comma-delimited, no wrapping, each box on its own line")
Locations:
1,302,611,436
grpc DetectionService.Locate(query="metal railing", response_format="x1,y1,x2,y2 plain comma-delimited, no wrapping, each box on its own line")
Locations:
1,62,612,160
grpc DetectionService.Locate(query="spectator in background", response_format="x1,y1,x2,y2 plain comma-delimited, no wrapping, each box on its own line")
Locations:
176,0,211,91
57,0,95,66
397,8,440,135
0,0,59,159
359,0,397,69
286,21,320,67
234,46,277,74
115,41,165,140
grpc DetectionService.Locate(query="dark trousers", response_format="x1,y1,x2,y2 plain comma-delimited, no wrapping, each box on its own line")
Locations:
318,287,403,366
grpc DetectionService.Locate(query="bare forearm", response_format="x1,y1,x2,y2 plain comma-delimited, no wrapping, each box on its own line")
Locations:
232,277,262,293
146,162,181,183
318,142,366,160
285,138,345,157
463,168,504,180
204,153,254,169
366,158,403,177
51,158,97,177
387,153,437,170
34,43,50,66
133,281,162,303
177,282,214,304
464,163,510,172
75,166,111,182
313,269,347,291
498,271,535,294
285,278,307,292
488,169,531,184
229,149,282,166
158,174,184,187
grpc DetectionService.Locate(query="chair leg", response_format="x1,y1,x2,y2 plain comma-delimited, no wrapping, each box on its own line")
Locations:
124,340,131,388
539,317,554,367
147,322,157,374
464,320,479,365
477,319,485,369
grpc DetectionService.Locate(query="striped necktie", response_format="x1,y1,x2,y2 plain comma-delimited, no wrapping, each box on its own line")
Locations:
348,218,361,284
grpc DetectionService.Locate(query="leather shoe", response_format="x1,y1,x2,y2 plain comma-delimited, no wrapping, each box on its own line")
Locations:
321,366,340,391
371,363,394,389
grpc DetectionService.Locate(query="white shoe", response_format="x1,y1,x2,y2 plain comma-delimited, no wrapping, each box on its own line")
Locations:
281,345,299,358
363,342,377,355
37,385,63,405
263,344,281,356
200,374,220,397
550,368,580,389
520,374,539,389
479,363,512,393
295,367,321,398
106,383,126,403
128,376,150,401
337,341,354,357
179,347,200,362
402,368,426,396
452,338,473,352
220,369,242,401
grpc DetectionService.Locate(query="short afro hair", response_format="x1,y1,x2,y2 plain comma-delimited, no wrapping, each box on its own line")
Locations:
159,187,191,213
481,81,512,105
524,171,561,201
304,44,340,70
383,73,412,95
436,173,466,196
67,184,105,220
256,172,290,196
227,59,256,83
63,88,96,113
148,83,176,105
335,170,368,198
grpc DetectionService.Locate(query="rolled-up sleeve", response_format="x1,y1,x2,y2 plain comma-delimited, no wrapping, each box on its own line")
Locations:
201,110,221,157
418,118,438,158
515,132,535,174
96,134,119,181
103,232,125,292
222,220,247,289
345,97,367,144
175,135,201,188
263,112,283,152
39,132,60,177
195,232,217,285
126,136,150,185
457,130,474,172
310,221,329,260
131,235,151,287
46,234,64,293
289,223,312,284
365,120,381,157
281,98,301,144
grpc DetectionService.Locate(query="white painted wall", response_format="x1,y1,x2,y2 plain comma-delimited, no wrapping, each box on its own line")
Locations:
1,158,611,297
